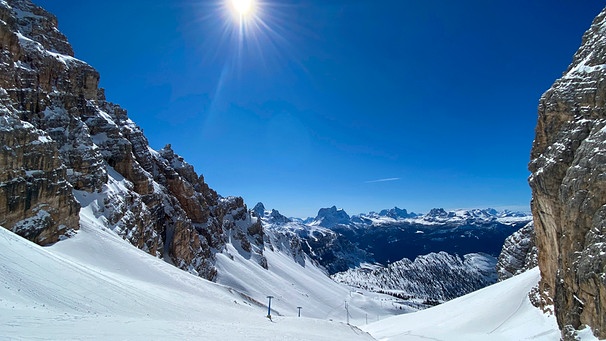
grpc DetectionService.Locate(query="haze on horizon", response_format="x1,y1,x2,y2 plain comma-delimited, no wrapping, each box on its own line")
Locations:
35,0,605,218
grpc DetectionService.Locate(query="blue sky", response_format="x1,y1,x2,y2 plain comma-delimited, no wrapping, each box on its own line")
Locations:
36,0,605,218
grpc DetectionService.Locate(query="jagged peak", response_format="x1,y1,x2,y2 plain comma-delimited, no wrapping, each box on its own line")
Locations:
377,207,416,219
313,206,351,228
1,0,74,56
251,202,265,218
269,209,290,224
426,208,450,218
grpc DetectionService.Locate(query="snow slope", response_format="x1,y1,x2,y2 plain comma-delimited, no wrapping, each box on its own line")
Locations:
0,219,374,340
215,235,409,323
362,267,561,341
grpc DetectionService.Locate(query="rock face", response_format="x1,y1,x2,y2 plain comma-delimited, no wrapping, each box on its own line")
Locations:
529,7,606,339
0,0,265,280
0,116,79,244
496,222,538,281
0,0,82,244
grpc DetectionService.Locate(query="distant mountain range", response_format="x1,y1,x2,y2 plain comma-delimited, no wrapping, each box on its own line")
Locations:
253,203,531,304
256,203,531,272
331,252,497,307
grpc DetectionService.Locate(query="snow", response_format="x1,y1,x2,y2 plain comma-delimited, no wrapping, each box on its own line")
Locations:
0,218,375,340
366,209,531,227
0,171,582,340
215,241,403,324
24,169,44,176
362,267,561,341
90,132,109,146
0,181,593,341
15,30,82,67
566,51,606,77
15,31,44,54
28,134,53,145
496,216,534,224
0,168,392,339
46,50,79,66
577,326,601,341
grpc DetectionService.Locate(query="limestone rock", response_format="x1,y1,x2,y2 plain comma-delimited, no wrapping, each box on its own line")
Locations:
529,7,606,339
0,0,266,281
496,222,538,281
0,114,79,244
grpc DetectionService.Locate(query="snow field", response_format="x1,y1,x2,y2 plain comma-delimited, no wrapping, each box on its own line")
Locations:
0,169,591,340
362,267,561,341
0,221,374,340
215,241,408,324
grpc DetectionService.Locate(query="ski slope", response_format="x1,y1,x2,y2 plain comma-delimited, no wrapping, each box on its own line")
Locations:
0,218,374,340
215,240,408,324
0,185,596,340
362,267,561,341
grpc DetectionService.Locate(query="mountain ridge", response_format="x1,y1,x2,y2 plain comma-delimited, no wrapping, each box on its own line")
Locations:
0,0,265,280
331,252,498,306
256,202,531,273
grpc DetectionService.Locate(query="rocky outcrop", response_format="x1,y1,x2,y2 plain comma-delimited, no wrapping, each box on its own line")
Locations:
529,7,606,339
0,115,79,244
0,0,265,280
496,222,538,281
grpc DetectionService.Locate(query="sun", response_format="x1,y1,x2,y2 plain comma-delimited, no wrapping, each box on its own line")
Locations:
230,0,255,17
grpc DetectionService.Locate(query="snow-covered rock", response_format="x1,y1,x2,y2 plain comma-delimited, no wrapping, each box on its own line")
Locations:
376,206,418,219
331,252,497,306
529,6,606,339
0,0,264,280
496,221,538,281
310,205,352,228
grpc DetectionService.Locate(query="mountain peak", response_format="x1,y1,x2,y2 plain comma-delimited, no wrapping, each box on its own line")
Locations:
378,207,416,219
313,206,351,228
427,208,451,218
269,209,291,224
252,202,265,218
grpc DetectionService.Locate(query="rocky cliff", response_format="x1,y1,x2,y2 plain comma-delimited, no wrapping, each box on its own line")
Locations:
529,7,606,339
0,0,265,280
496,222,538,281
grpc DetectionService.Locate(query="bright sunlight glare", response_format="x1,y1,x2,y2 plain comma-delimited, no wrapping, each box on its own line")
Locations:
230,0,255,17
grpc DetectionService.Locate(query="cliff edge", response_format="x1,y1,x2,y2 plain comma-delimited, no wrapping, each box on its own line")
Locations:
529,7,606,339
